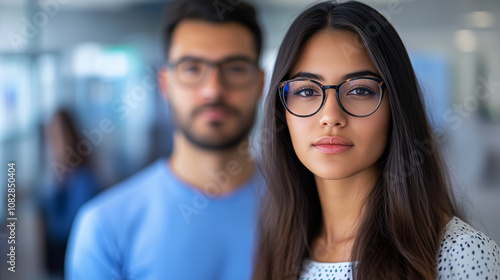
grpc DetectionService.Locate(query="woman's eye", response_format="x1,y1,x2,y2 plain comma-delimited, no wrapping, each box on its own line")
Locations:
294,89,320,97
347,88,375,96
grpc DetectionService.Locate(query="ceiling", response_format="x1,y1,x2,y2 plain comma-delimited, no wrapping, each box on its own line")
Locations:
0,0,497,12
1,0,498,52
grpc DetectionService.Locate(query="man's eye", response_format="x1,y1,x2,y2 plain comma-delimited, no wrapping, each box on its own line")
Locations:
184,65,201,73
228,66,246,73
224,63,250,75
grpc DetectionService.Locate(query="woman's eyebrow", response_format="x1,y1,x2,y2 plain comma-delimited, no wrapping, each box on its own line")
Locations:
342,70,381,80
290,70,381,81
290,72,324,80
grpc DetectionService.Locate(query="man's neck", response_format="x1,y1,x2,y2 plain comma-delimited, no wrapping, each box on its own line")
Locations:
168,133,256,196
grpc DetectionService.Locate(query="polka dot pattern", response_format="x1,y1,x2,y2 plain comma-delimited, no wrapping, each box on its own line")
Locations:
299,217,500,280
300,261,353,280
437,217,499,279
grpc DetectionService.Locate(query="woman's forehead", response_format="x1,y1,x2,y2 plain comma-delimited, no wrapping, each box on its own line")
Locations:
290,30,379,83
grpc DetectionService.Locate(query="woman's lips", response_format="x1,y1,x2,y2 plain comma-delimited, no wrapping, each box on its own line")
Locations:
313,136,353,154
313,144,352,154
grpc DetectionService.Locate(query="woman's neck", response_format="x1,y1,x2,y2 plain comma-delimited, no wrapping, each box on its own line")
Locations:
311,167,377,262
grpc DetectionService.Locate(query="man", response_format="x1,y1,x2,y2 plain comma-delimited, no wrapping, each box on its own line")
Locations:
65,0,265,279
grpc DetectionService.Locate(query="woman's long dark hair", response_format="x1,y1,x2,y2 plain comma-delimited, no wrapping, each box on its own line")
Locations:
253,1,458,279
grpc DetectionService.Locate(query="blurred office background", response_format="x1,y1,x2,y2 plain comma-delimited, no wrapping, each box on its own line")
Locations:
0,0,499,279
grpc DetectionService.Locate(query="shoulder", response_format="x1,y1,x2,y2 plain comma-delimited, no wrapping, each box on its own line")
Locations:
76,159,169,222
437,216,500,279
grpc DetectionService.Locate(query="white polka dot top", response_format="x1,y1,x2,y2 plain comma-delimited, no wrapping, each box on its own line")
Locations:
300,217,500,280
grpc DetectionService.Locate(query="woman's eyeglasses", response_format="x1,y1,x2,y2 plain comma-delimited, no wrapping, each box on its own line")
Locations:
278,77,386,117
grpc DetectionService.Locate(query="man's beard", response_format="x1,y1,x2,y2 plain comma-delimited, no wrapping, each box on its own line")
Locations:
173,102,255,151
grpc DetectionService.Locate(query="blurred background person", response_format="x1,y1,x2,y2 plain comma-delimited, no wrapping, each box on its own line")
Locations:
65,0,265,279
39,109,100,279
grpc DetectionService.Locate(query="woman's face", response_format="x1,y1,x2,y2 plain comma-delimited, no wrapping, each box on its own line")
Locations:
286,30,391,181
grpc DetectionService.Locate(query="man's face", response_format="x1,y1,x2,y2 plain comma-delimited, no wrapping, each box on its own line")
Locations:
160,19,263,151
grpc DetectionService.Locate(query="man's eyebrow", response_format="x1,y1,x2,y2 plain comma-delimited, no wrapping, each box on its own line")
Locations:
175,55,255,63
289,70,381,81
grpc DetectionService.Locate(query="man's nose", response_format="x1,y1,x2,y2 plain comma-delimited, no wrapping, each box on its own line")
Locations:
198,67,226,101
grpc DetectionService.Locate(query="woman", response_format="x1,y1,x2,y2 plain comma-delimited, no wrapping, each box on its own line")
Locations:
253,1,499,279
40,109,100,276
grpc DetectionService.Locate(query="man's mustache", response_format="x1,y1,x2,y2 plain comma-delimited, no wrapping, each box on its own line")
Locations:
191,103,240,118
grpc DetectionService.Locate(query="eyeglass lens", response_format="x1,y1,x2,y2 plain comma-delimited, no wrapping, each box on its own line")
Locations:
174,58,256,87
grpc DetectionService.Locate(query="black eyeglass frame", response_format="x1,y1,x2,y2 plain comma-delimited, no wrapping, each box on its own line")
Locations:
165,56,260,88
278,76,386,118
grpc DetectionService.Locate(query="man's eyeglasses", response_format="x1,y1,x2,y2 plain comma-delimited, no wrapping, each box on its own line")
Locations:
166,56,259,88
278,77,386,117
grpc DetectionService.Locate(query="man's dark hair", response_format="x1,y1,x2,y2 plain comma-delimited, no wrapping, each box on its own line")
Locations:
163,0,262,61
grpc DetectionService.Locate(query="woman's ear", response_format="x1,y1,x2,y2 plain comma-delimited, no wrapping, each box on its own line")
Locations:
158,67,169,101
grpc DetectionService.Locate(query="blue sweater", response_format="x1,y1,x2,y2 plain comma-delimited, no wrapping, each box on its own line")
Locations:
66,158,264,280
